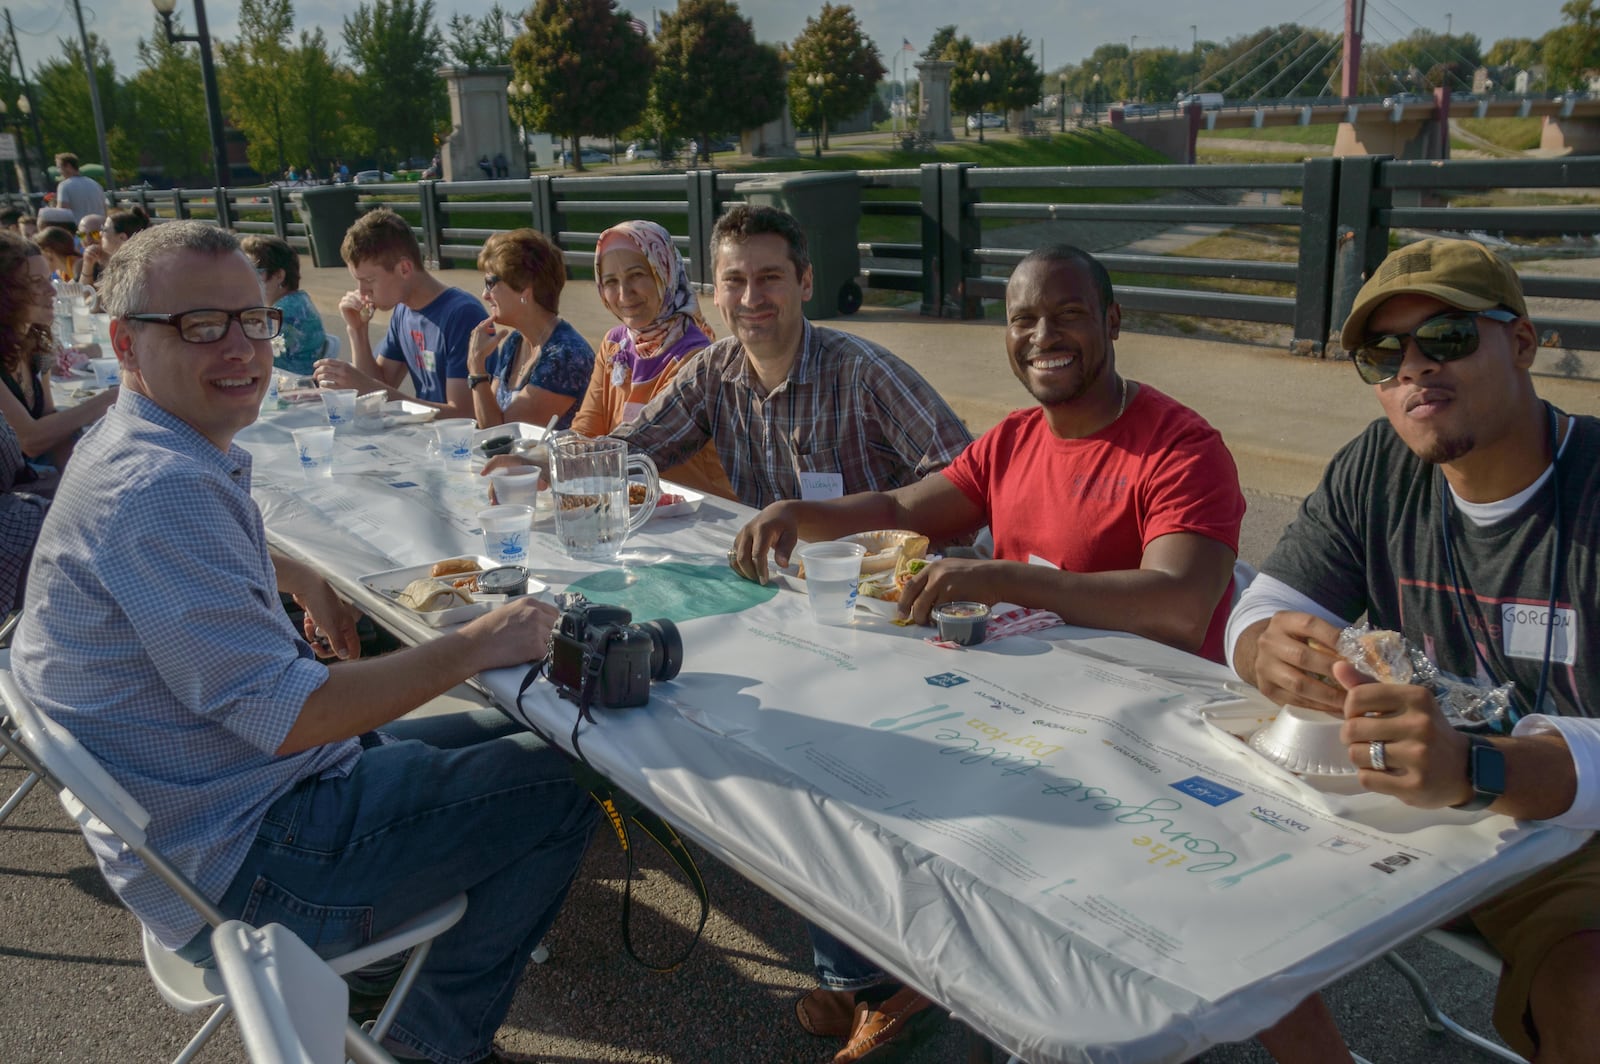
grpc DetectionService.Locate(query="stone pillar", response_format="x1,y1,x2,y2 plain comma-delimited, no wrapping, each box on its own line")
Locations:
743,94,798,157
438,65,525,181
916,60,955,141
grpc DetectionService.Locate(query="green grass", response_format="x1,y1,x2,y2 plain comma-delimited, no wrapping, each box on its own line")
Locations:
1454,117,1542,151
1198,124,1338,145
1195,146,1325,165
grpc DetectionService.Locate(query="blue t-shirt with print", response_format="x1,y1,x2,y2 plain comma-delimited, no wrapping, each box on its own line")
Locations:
486,319,595,430
376,287,486,403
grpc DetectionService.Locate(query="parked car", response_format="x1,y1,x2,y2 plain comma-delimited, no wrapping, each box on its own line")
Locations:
965,111,1005,129
353,170,393,184
560,146,609,166
1383,92,1427,107
1120,103,1160,117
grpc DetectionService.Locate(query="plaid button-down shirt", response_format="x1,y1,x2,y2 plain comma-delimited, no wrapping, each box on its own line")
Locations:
13,392,351,948
613,321,973,509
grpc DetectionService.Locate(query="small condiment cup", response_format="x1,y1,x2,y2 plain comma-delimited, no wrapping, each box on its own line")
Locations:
932,601,991,645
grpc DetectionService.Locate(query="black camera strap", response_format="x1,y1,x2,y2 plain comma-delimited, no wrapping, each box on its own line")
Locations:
517,660,711,973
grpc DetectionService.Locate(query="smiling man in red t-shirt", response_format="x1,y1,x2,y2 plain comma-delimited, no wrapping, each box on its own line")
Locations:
732,242,1245,661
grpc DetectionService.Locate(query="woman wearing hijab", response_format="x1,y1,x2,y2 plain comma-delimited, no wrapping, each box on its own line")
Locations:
570,220,734,500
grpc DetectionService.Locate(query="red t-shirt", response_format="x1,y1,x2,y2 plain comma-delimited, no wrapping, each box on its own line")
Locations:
941,385,1244,662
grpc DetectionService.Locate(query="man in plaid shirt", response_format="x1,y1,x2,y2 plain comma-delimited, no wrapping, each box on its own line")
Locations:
608,205,973,508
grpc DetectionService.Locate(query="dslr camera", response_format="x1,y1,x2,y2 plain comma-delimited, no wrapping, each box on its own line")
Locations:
547,594,683,709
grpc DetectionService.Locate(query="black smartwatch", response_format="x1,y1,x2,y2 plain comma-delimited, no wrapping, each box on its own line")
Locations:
467,373,491,389
1451,734,1507,812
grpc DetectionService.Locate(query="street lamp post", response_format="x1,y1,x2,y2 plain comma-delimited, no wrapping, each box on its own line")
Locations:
1059,74,1067,132
150,0,229,188
975,69,991,143
507,81,533,173
1092,73,1102,123
806,72,826,159
1128,35,1138,103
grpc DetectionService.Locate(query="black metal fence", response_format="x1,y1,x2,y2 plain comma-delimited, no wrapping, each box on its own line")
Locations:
105,154,1600,356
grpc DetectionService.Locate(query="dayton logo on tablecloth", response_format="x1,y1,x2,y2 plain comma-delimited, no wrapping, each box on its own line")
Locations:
1169,776,1243,807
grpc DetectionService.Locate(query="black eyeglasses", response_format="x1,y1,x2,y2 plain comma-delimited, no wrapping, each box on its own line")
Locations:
482,274,500,293
124,307,284,344
1352,308,1520,385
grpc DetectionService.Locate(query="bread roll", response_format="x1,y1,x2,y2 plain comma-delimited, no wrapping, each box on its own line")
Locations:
429,558,479,577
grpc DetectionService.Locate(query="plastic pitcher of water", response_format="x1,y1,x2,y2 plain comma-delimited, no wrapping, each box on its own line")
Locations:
549,436,659,561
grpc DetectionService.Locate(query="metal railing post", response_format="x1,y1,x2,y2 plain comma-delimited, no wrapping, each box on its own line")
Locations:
918,163,942,316
1290,156,1339,357
268,186,287,239
528,174,556,243
171,188,189,221
215,185,233,230
685,168,722,289
940,163,981,319
1328,155,1391,352
418,180,443,268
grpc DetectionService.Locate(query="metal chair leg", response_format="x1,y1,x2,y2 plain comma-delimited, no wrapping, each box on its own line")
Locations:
1385,950,1526,1063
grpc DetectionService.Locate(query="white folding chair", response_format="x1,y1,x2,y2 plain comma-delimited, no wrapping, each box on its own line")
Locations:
322,334,341,361
0,668,467,1064
212,920,398,1064
0,635,46,827
1386,929,1526,1063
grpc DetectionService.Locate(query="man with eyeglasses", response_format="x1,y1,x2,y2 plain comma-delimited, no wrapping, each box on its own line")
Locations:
1227,237,1600,1064
12,223,596,1064
314,207,484,421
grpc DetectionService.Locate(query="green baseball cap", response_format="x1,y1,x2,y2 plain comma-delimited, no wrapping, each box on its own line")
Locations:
1341,237,1527,351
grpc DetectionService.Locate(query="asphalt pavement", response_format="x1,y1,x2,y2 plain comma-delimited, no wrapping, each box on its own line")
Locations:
5,264,1595,1062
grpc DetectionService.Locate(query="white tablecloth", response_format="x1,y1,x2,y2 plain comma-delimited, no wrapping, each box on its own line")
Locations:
237,404,1588,1064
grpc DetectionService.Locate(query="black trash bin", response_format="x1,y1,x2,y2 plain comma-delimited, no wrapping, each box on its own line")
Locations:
738,172,863,317
296,184,361,268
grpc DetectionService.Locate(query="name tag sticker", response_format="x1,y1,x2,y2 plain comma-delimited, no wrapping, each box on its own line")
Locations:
1501,604,1576,666
798,471,844,501
419,348,437,374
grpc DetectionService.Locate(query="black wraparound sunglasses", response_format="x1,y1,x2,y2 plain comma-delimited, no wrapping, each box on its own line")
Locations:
1352,308,1519,385
125,307,284,343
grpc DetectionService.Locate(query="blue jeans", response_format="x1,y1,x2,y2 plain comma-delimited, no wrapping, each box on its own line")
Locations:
808,920,887,990
178,710,597,1064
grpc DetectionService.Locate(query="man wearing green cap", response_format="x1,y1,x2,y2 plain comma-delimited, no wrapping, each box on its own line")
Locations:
1227,237,1600,1063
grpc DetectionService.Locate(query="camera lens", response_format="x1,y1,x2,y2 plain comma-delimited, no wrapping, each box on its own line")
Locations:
640,618,682,681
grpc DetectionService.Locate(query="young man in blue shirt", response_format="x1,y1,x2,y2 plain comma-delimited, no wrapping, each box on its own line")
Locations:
315,207,484,421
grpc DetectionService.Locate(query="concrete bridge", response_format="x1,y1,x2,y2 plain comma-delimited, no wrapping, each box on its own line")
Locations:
1108,88,1600,163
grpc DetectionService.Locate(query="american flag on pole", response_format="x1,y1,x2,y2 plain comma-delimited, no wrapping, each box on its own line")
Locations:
902,37,915,51
628,14,648,37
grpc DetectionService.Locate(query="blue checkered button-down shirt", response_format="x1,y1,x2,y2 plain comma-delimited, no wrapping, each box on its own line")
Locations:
13,392,355,948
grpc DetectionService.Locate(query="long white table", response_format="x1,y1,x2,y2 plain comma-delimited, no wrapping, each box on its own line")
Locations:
238,402,1588,1064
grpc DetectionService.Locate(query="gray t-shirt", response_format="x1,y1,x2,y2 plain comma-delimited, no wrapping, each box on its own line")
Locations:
1261,410,1599,719
55,173,107,221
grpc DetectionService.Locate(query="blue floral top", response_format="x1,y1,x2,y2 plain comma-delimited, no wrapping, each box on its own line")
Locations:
487,319,594,430
273,289,327,376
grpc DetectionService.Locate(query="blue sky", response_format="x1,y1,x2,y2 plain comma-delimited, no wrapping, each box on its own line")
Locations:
19,0,1575,83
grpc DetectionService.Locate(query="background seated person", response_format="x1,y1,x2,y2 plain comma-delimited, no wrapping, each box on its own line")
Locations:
241,235,326,377
76,214,108,287
465,229,591,431
315,208,481,420
1229,238,1600,1064
1,412,52,613
0,234,116,467
102,205,152,256
572,220,734,499
733,243,1244,660
33,226,81,284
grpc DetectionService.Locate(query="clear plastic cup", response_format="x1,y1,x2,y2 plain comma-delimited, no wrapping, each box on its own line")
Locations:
796,541,868,627
354,391,386,431
433,418,477,471
291,426,336,480
486,467,542,510
478,504,534,563
88,358,120,389
319,388,358,430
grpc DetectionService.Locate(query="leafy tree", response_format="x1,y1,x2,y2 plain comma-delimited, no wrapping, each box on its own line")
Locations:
291,30,358,174
511,0,653,171
924,29,979,132
444,4,515,68
127,19,211,184
987,32,1042,122
653,0,784,163
1368,31,1483,93
1485,37,1542,70
1188,24,1339,99
218,0,296,179
32,33,123,168
922,25,958,62
1543,0,1600,90
343,0,446,168
787,4,883,149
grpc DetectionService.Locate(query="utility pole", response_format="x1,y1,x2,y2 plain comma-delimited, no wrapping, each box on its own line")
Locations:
5,9,47,193
68,0,113,179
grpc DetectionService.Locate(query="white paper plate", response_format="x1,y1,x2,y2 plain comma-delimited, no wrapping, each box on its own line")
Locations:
383,400,437,425
358,555,501,627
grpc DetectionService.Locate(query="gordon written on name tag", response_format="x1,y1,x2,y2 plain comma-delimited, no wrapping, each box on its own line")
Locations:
1502,604,1577,666
798,471,844,501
